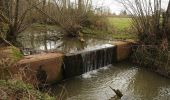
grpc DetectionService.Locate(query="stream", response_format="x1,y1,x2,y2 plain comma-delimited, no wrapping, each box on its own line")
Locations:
51,62,170,100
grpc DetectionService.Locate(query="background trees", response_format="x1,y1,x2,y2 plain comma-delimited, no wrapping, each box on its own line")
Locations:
0,0,110,44
0,0,39,45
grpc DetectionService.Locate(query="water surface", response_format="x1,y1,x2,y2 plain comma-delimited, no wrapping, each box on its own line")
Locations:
18,30,112,55
52,62,170,100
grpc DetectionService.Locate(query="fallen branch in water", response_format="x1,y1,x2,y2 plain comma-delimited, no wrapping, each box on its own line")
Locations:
109,86,123,98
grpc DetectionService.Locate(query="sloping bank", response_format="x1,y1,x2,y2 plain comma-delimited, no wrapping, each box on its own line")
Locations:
0,46,55,99
131,44,170,78
0,80,55,100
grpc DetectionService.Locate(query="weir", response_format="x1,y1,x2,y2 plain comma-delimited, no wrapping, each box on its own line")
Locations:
16,38,133,84
63,44,116,78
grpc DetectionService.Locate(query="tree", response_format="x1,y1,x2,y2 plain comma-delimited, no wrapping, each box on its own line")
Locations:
0,0,41,45
166,0,170,43
120,0,170,75
119,10,127,16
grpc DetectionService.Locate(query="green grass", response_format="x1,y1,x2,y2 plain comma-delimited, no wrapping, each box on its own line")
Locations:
28,18,135,40
82,17,136,40
82,27,136,40
107,17,132,32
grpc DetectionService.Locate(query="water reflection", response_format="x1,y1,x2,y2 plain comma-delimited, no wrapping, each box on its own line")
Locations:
18,30,111,55
126,68,170,100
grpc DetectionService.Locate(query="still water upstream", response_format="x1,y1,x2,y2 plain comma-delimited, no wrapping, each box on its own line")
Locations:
52,62,170,100
18,30,112,55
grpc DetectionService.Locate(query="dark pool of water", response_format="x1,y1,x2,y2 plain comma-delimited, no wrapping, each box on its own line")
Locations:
18,30,112,55
51,62,170,100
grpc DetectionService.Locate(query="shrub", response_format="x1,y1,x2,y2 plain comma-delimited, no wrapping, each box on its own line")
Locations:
121,0,170,76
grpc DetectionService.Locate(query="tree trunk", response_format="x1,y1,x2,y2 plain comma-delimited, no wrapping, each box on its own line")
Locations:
42,0,46,23
78,0,82,10
6,0,20,45
167,1,170,44
6,26,17,44
14,0,19,30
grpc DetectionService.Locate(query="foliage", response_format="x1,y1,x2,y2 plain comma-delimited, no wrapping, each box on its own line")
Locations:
11,46,23,61
85,13,110,31
51,0,110,37
131,46,170,77
121,0,170,76
0,46,55,99
0,46,23,80
0,0,46,45
0,80,55,100
121,0,169,45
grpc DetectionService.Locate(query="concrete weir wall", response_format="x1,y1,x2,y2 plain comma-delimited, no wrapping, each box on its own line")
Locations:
15,41,133,85
63,45,117,79
15,53,63,85
112,41,133,61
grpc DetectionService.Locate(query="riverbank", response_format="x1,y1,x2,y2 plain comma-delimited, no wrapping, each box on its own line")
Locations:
0,47,56,99
23,16,135,40
0,80,55,100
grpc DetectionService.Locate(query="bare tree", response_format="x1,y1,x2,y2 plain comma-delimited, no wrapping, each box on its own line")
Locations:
166,0,170,43
0,0,42,45
120,0,170,75
50,0,93,37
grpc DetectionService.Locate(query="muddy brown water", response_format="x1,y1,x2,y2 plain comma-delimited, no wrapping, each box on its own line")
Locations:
51,62,170,100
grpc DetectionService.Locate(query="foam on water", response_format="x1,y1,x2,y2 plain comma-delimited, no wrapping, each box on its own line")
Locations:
82,65,111,79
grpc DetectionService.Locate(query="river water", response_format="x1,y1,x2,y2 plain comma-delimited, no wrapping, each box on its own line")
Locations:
51,62,170,100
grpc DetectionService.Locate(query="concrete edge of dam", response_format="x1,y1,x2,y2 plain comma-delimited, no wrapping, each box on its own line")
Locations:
13,41,135,86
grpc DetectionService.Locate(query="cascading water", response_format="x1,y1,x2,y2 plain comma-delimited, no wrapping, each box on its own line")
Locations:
81,45,116,73
63,44,116,79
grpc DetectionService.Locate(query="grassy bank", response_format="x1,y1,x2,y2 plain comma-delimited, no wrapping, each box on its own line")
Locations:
82,17,136,40
0,80,55,100
107,17,131,32
82,27,135,40
22,17,135,40
0,47,56,100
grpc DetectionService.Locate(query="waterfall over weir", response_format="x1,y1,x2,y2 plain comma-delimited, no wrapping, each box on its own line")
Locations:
63,44,116,78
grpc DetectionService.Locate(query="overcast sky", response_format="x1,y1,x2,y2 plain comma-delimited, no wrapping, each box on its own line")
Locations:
92,0,169,14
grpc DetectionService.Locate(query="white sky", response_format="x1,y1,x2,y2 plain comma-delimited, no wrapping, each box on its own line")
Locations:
92,0,169,14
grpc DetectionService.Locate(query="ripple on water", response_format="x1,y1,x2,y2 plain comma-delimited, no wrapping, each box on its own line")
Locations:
52,63,170,100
